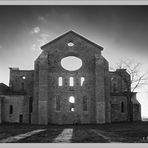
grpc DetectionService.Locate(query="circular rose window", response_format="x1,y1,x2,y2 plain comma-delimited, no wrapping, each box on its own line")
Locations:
61,56,82,71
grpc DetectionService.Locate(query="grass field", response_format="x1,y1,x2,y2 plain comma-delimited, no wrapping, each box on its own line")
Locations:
0,121,148,143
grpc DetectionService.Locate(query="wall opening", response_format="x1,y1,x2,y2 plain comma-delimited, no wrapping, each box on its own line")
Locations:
21,82,24,91
22,76,26,80
83,96,88,111
70,107,74,112
58,77,63,86
19,114,23,123
61,56,82,71
121,102,124,113
69,96,75,103
69,77,74,87
70,103,75,112
69,96,75,112
67,42,74,47
9,105,13,114
29,97,33,113
55,96,60,111
81,77,85,86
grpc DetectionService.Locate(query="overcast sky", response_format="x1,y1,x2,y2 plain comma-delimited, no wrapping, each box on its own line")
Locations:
0,5,148,117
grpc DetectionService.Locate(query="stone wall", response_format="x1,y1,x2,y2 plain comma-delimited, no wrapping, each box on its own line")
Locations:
9,68,34,96
1,95,29,123
33,31,105,124
109,69,141,122
110,95,128,122
0,31,141,125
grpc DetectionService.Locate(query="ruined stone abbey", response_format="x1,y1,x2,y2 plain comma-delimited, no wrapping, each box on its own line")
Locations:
0,31,141,125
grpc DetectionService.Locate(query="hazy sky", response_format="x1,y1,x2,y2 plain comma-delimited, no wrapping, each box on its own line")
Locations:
0,5,148,117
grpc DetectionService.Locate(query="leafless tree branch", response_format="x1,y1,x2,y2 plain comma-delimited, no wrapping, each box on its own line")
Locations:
112,59,148,92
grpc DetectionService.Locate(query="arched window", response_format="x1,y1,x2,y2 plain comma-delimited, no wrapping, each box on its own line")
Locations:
69,96,75,112
58,77,63,86
69,96,75,103
80,77,85,86
69,77,74,86
121,102,124,113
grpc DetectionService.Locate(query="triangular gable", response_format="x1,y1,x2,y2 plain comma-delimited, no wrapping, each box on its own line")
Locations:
41,30,103,51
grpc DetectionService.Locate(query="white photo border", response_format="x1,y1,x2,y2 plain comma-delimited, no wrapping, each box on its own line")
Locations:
0,1,148,148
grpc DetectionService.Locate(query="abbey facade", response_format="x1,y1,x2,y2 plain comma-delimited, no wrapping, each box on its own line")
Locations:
0,31,141,124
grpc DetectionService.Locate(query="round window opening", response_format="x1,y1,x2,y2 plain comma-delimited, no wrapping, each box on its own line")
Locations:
67,42,74,47
61,56,82,71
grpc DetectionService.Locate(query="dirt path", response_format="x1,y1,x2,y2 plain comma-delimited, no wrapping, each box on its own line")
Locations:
53,128,73,143
0,126,120,143
7,127,110,143
52,127,110,143
0,129,46,143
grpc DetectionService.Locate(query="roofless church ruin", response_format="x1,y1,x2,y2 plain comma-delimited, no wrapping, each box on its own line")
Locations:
0,31,141,124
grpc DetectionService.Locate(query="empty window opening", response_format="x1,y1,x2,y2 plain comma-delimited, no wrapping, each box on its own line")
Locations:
19,114,23,123
61,56,82,71
81,77,85,86
58,77,63,86
71,107,75,112
21,82,24,91
70,103,75,112
69,96,75,103
67,42,74,47
69,77,74,86
55,96,60,111
29,97,33,113
9,105,13,114
121,102,124,113
83,96,88,111
22,76,26,80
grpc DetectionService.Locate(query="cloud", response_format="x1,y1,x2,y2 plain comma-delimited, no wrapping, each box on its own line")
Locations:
31,44,38,51
31,33,51,51
37,33,51,45
38,16,48,23
0,45,2,49
31,26,40,34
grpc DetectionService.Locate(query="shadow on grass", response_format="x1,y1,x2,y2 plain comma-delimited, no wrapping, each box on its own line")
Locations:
17,125,66,143
1,122,148,143
71,125,108,143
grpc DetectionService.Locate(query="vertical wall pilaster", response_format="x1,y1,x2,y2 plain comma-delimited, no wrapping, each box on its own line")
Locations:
31,60,39,124
95,54,106,124
38,52,49,125
104,71,111,123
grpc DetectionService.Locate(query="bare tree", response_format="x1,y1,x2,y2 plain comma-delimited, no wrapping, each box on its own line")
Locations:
111,59,148,121
113,59,148,93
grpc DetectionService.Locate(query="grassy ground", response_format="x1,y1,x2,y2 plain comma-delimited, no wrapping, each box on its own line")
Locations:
0,121,148,143
0,123,45,140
